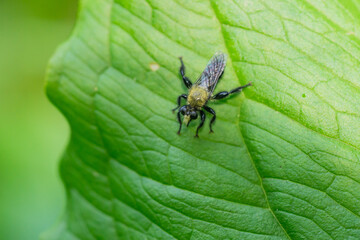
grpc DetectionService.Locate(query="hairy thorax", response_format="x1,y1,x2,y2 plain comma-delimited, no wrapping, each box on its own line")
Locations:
187,86,210,109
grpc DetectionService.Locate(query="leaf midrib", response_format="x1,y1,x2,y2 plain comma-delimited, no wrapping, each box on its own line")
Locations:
208,1,292,239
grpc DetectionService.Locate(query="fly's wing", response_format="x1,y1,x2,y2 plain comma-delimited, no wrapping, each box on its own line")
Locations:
195,52,227,94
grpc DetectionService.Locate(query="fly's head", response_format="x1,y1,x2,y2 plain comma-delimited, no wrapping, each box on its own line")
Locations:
179,105,198,126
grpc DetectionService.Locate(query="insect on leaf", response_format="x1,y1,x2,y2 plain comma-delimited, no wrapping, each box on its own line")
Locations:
43,0,360,239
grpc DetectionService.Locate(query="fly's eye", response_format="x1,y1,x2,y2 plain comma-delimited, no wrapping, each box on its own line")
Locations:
180,106,186,115
190,111,198,119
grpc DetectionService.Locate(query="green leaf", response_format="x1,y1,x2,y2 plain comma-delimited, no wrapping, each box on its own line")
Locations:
44,0,360,239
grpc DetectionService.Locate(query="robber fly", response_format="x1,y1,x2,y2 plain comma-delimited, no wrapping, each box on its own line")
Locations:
173,52,252,137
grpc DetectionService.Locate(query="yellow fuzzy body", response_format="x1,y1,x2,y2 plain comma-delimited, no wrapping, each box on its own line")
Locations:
187,86,210,109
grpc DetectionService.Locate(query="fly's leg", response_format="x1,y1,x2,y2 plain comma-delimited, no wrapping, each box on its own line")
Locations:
179,57,192,89
212,82,252,100
186,119,192,127
172,94,187,112
195,110,205,138
177,111,182,135
204,106,216,133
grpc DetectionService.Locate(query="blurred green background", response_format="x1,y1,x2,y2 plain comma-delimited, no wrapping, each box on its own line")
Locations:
0,1,77,239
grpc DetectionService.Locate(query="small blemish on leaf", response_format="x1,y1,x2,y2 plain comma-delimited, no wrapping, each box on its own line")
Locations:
346,31,355,36
149,62,160,72
94,86,98,92
302,93,306,98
